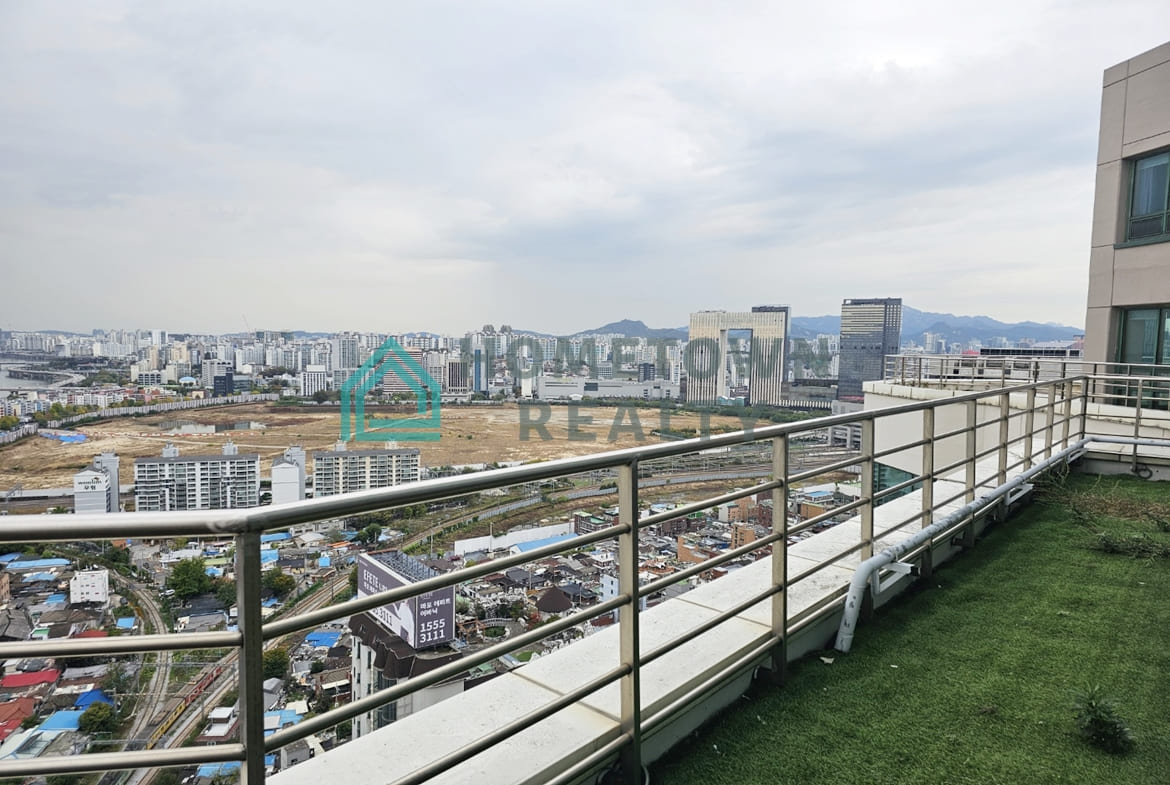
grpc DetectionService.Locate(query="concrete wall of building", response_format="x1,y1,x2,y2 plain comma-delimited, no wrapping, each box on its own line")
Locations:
1085,41,1170,362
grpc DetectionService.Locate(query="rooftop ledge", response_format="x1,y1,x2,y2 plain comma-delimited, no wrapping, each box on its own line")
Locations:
272,461,1001,785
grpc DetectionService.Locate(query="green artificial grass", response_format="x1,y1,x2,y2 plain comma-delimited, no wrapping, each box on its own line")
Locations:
652,472,1170,785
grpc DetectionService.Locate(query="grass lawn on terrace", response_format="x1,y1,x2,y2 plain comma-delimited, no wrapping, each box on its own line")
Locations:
652,472,1170,785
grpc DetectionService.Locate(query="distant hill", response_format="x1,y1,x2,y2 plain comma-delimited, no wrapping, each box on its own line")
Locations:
569,319,688,341
790,306,1083,345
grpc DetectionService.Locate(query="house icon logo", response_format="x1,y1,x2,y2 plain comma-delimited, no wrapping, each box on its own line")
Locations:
340,338,441,442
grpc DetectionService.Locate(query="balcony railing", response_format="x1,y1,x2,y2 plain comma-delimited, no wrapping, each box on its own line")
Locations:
2,373,1169,784
884,354,1170,396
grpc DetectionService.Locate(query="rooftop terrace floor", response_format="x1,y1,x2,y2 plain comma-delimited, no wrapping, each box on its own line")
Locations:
652,472,1170,785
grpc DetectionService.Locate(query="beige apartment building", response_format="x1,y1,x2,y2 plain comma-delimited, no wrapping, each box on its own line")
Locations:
1085,40,1170,365
686,306,788,406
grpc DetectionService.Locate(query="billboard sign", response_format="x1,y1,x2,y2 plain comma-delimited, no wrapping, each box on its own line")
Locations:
356,553,455,649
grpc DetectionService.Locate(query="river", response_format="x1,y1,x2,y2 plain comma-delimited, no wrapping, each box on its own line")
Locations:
0,361,49,390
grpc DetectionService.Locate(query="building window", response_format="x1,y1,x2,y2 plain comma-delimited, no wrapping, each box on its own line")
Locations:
1115,306,1170,410
1128,151,1170,241
1118,307,1170,365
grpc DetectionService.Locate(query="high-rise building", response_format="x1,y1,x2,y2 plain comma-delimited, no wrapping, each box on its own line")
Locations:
202,358,230,390
312,441,421,497
686,306,789,406
331,334,362,372
1084,41,1170,366
837,298,902,401
350,551,462,739
73,452,120,514
299,365,328,398
134,441,261,511
271,446,307,505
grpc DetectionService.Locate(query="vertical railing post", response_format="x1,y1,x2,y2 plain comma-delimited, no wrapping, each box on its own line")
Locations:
1133,379,1144,471
237,530,265,785
964,400,977,504
1080,375,1091,443
920,407,934,531
997,391,1009,487
860,419,875,560
1043,382,1056,460
769,435,789,683
1060,380,1073,450
617,460,642,781
1023,387,1036,470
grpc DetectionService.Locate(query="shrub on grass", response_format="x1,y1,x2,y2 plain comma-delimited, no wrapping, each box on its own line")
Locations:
1072,685,1135,754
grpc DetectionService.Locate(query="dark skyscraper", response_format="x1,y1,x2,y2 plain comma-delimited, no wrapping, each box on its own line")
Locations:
838,298,902,400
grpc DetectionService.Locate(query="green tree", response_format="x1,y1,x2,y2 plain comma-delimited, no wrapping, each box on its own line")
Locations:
47,776,85,785
355,524,382,545
312,389,330,404
101,662,132,700
170,557,212,600
78,701,117,734
263,647,291,680
310,659,326,674
214,578,238,609
262,568,296,598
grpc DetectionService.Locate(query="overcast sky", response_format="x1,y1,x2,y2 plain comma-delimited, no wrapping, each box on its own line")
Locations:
1,1,1165,335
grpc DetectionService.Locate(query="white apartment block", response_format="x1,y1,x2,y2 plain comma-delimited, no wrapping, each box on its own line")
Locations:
73,452,120,514
134,441,261,511
202,359,231,390
74,468,113,514
312,441,421,497
534,377,680,401
69,569,110,605
272,446,307,505
299,365,328,397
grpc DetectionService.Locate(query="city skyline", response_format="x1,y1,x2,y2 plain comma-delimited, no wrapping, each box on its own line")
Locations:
3,3,1167,334
0,301,1084,340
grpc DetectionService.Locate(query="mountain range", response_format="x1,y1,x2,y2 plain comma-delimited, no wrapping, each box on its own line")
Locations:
568,307,1083,345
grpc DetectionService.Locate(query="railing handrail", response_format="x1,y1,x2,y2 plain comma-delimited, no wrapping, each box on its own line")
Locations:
0,374,1096,544
3,372,1168,785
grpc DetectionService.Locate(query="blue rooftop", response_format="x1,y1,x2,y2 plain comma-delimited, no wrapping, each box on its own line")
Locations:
265,709,301,731
305,630,341,648
7,558,70,570
0,553,22,563
22,571,57,583
261,532,292,543
318,555,331,568
74,689,113,708
116,617,136,630
196,762,241,778
514,533,579,552
806,490,833,499
260,550,279,564
46,593,67,605
39,709,84,731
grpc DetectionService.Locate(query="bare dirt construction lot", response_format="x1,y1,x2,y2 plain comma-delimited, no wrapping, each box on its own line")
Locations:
0,402,755,489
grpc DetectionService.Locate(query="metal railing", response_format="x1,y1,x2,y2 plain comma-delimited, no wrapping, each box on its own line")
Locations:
1,373,1168,784
885,354,1170,393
